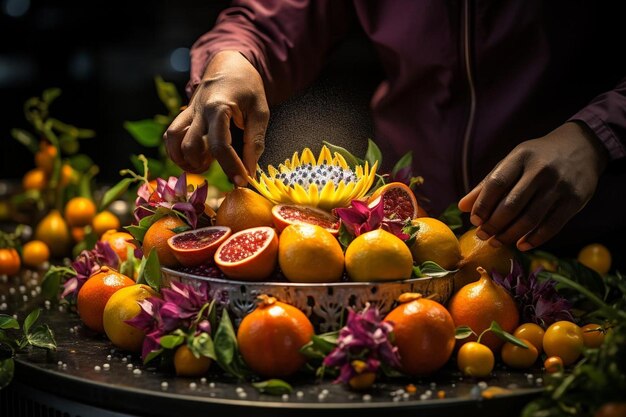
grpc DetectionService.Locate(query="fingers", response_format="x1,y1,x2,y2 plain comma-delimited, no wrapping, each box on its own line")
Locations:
242,104,269,176
164,108,195,172
206,104,249,187
181,115,212,173
458,184,481,215
517,202,574,251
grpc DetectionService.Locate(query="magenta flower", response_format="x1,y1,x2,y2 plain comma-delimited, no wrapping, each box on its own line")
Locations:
62,241,120,299
134,173,208,228
492,261,573,328
126,280,211,360
323,305,401,384
334,198,408,240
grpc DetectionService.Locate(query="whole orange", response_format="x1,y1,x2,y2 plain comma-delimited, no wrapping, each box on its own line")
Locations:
22,240,50,268
448,267,519,352
142,215,186,267
34,210,71,257
237,295,314,377
34,142,57,175
101,230,136,262
64,197,97,228
384,293,456,375
215,188,274,233
92,211,121,236
22,168,47,191
77,267,135,333
0,248,21,275
174,345,212,377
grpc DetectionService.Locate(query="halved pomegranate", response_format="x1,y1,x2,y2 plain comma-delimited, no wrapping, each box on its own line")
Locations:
214,226,278,281
167,226,231,266
271,204,339,235
367,182,419,220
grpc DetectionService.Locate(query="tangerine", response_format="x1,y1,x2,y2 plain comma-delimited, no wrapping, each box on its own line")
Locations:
448,267,519,352
59,164,76,187
580,323,606,348
77,267,135,333
22,168,47,191
101,230,136,262
215,188,274,233
278,224,344,283
457,341,495,377
0,248,21,275
384,293,456,375
237,295,314,377
543,321,584,365
34,210,71,257
65,197,97,228
103,284,158,352
174,345,212,377
409,217,461,270
578,243,612,275
345,229,413,282
501,338,539,369
92,211,121,236
34,142,57,175
513,323,545,354
142,215,186,267
22,240,50,268
544,356,564,373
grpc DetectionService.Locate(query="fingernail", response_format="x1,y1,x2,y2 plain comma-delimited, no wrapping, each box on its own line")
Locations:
489,239,503,248
518,242,533,252
233,175,246,187
470,215,482,226
476,229,490,240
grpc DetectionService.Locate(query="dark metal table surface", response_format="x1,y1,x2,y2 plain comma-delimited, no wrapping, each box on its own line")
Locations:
0,271,544,417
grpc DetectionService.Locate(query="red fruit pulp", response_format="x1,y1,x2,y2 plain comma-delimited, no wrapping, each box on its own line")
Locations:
380,187,415,220
275,205,338,229
171,229,227,250
218,229,270,263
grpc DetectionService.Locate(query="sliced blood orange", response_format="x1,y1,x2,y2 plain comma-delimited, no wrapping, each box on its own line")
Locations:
271,204,339,235
167,226,231,267
214,226,278,281
367,182,418,221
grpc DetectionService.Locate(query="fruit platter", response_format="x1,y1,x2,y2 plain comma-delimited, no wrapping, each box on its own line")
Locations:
1,90,625,417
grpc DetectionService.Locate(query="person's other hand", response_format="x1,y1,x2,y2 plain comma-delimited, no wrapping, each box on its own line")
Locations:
164,51,269,186
458,122,609,251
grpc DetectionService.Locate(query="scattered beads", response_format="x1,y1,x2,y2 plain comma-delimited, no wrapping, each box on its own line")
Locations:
189,382,197,390
103,364,110,371
362,394,372,402
281,394,289,401
200,377,207,384
133,369,142,375
161,382,169,390
94,366,101,372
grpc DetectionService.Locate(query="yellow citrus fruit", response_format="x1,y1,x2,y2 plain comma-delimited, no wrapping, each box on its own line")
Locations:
142,215,186,267
34,210,71,257
215,188,274,233
454,228,515,291
578,243,612,275
34,142,57,175
64,197,97,228
278,224,344,283
185,173,208,188
544,356,564,373
174,345,212,377
543,321,584,366
513,323,545,354
22,168,47,191
22,240,50,268
92,211,121,236
0,248,21,276
501,338,539,369
59,164,76,187
448,267,519,352
457,341,495,377
580,323,605,348
345,229,413,282
101,230,136,262
409,217,461,270
103,284,158,352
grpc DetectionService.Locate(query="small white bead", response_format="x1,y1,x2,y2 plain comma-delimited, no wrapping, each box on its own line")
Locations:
362,394,372,402
106,355,112,361
238,392,247,399
133,368,142,375
200,377,207,384
19,285,26,294
296,391,304,398
235,387,244,393
478,381,488,389
57,361,63,366
189,382,197,390
9,288,15,294
161,382,169,390
103,364,110,370
282,394,289,401
209,382,216,388
127,364,133,369
94,366,101,372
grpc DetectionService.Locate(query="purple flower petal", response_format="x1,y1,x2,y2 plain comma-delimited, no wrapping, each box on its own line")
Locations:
174,172,188,198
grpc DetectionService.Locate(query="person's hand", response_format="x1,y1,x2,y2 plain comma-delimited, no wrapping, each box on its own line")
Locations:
164,51,269,186
458,122,609,251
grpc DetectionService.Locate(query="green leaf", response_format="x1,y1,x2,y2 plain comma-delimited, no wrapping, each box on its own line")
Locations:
11,128,39,153
322,141,363,169
0,316,19,330
120,247,140,279
59,133,80,154
300,332,338,359
26,324,57,351
23,309,41,334
137,249,162,292
144,348,164,365
417,261,457,278
171,225,191,234
337,223,355,250
0,358,15,389
41,266,75,300
402,220,420,247
155,76,182,116
438,203,463,231
392,152,412,177
190,332,216,360
488,321,528,348
203,160,232,192
69,154,95,173
146,158,165,179
364,139,383,167
42,88,62,104
100,178,135,211
124,119,165,147
160,334,185,350
252,379,293,396
213,311,247,379
455,325,476,340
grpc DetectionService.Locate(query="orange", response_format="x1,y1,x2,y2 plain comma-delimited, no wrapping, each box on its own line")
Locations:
581,323,606,348
34,210,71,257
71,227,87,242
59,164,75,187
64,197,97,228
174,345,212,377
578,243,612,275
409,217,461,270
278,224,344,283
185,173,208,188
22,168,47,191
543,321,584,366
367,182,418,220
237,295,314,377
457,341,495,377
101,230,136,262
34,142,57,175
22,240,50,268
348,370,376,391
501,338,539,369
448,267,519,352
215,188,274,233
103,284,158,352
594,402,626,417
544,356,564,374
214,226,278,281
513,323,545,354
77,267,135,333
345,229,413,282
384,293,456,375
454,228,514,291
0,248,21,275
142,216,186,267
92,211,121,236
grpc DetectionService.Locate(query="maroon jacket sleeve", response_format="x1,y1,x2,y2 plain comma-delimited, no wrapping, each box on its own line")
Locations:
569,77,626,160
187,0,353,103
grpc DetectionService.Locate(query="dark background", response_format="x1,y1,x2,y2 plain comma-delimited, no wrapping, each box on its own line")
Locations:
0,0,380,182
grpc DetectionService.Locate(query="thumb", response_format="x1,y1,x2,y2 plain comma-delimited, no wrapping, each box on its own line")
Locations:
242,105,269,176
